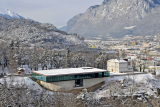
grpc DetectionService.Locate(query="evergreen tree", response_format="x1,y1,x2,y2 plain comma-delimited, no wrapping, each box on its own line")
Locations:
41,49,49,70
19,46,25,68
71,53,86,68
30,46,39,71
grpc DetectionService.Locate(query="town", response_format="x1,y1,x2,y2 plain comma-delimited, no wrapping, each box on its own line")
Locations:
1,34,160,106
1,0,160,106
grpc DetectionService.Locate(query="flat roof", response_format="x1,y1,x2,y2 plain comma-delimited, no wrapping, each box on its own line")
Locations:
32,67,107,77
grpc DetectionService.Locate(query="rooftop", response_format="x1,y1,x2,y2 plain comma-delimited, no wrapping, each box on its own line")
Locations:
32,67,107,77
108,59,127,63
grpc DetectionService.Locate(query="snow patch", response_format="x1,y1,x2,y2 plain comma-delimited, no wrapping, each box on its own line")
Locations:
0,7,32,20
124,26,136,29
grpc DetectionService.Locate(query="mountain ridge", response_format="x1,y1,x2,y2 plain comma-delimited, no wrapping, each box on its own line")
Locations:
0,7,32,20
0,16,86,50
57,25,67,32
67,0,160,38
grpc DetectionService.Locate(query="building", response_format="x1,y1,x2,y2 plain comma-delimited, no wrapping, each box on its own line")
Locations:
17,68,25,75
32,67,110,91
132,41,137,46
107,59,133,73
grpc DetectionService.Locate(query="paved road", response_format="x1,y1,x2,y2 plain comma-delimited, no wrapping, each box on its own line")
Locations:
110,72,147,77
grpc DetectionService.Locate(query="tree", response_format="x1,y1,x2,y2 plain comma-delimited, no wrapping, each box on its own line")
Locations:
67,47,72,68
8,41,18,74
52,52,64,69
71,53,86,68
18,46,25,68
132,60,136,71
40,49,49,70
94,54,108,69
0,42,8,74
49,50,54,69
30,46,39,71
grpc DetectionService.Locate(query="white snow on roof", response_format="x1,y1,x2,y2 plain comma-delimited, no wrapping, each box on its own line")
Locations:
32,67,107,76
17,67,25,70
114,59,119,62
119,59,127,63
108,59,127,63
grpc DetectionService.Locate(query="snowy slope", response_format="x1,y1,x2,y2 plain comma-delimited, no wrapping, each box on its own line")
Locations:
0,7,32,20
94,74,158,99
0,77,42,92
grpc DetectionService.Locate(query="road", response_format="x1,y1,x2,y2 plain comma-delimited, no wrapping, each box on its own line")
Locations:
110,72,147,77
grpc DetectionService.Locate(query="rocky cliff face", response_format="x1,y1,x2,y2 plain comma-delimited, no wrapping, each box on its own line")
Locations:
67,0,160,38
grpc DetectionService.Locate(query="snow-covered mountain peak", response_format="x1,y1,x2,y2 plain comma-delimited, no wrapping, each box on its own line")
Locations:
0,7,32,20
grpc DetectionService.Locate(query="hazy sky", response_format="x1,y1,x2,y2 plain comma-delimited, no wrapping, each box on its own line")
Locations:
0,0,104,27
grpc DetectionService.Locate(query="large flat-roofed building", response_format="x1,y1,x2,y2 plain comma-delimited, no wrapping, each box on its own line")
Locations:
32,67,110,91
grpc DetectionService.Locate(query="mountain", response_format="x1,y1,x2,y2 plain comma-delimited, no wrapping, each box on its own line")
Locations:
67,0,160,38
57,25,67,32
0,7,32,20
0,16,86,50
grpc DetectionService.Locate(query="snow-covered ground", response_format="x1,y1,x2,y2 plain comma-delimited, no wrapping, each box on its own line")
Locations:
110,72,145,76
0,66,9,75
0,77,42,92
93,73,159,99
0,64,43,75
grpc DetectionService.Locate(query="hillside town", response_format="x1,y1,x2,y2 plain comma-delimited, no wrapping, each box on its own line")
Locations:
1,0,160,106
85,35,160,74
1,34,160,106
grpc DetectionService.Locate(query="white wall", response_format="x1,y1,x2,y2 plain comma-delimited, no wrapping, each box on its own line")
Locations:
52,80,75,91
107,59,133,73
40,80,75,91
119,63,128,73
83,77,109,88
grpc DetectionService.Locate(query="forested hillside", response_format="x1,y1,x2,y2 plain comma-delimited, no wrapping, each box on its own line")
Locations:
0,16,86,49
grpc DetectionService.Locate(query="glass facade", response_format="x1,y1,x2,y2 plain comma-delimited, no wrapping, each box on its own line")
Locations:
32,71,110,83
32,73,46,82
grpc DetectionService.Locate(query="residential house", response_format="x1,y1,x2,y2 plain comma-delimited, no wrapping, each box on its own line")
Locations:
107,59,133,73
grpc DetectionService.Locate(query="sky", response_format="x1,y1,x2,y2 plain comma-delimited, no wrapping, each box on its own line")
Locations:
0,0,104,27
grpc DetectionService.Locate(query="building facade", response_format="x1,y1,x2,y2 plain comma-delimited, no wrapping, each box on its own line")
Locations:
107,59,133,73
32,67,110,91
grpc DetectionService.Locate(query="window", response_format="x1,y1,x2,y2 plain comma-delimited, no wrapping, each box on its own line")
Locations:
102,72,104,77
95,73,99,78
99,72,102,77
32,71,110,82
128,62,131,65
75,79,83,87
